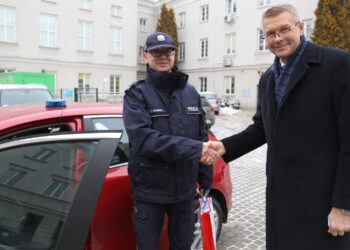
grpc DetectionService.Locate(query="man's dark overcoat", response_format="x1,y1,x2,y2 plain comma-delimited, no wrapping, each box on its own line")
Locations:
222,42,350,250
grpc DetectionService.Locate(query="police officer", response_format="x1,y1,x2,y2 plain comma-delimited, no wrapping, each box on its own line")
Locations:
123,32,214,250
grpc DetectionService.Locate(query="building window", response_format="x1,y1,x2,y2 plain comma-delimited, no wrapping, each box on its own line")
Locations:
40,14,57,47
111,5,122,17
80,0,92,10
179,12,186,28
224,76,235,94
78,20,92,51
139,18,147,32
110,25,122,54
110,75,120,94
258,28,268,51
303,19,313,41
225,33,236,55
178,42,185,61
0,5,16,42
258,0,271,7
139,46,145,63
78,73,91,91
200,38,208,58
200,77,207,92
0,168,26,186
200,5,209,22
43,180,69,198
227,0,237,15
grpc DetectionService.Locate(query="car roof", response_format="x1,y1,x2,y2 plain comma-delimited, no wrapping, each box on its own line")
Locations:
0,102,123,132
0,83,49,89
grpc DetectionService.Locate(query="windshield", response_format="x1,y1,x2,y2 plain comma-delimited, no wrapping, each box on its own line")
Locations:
0,89,53,106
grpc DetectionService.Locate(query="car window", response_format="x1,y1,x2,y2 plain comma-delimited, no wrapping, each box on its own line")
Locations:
201,93,215,99
0,139,98,249
0,89,53,106
0,124,72,143
200,97,211,107
89,117,129,166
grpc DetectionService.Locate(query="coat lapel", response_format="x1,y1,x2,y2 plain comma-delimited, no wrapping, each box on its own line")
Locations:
279,42,321,107
266,72,278,117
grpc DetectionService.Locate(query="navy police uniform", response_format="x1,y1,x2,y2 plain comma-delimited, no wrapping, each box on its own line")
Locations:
123,32,212,250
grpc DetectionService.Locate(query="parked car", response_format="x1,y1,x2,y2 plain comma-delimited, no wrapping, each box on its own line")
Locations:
232,99,241,109
0,101,232,250
0,84,53,107
201,96,215,129
199,92,220,115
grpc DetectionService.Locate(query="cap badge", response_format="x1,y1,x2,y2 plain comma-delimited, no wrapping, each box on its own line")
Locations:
157,34,166,41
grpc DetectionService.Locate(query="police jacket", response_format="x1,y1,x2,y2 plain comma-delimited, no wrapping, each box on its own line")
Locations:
123,66,212,203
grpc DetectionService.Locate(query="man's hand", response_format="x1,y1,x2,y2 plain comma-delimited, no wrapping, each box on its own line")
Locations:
328,207,350,236
200,142,220,165
207,141,226,157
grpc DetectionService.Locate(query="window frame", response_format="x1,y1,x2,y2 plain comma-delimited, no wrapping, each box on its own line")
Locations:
39,13,58,47
78,20,92,51
224,76,235,94
257,28,268,51
227,0,237,15
225,33,236,55
111,5,122,17
200,38,208,58
0,5,16,43
178,12,186,28
200,5,209,22
199,77,208,92
109,25,122,55
79,0,92,10
178,42,185,62
139,18,147,32
258,0,271,8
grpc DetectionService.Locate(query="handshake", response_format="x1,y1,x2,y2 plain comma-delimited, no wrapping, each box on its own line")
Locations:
200,141,226,165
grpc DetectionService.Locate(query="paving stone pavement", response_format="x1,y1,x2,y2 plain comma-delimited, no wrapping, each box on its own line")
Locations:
211,109,267,250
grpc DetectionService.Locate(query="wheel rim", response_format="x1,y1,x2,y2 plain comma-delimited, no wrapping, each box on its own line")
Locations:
191,202,218,250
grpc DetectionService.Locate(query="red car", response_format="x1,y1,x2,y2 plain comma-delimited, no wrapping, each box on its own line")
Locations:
0,101,232,250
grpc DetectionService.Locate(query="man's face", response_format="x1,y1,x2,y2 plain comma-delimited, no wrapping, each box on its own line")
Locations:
144,48,175,72
263,11,304,63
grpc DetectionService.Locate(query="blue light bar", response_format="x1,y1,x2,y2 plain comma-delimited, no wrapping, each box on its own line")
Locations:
46,99,66,108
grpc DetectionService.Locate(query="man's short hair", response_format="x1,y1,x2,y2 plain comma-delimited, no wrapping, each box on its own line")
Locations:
262,4,300,23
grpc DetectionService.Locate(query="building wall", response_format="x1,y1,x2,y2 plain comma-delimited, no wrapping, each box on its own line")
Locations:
0,0,319,108
0,0,138,95
154,0,319,109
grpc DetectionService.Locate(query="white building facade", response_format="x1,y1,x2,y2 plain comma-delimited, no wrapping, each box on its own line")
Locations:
0,0,318,108
0,0,138,98
142,0,319,109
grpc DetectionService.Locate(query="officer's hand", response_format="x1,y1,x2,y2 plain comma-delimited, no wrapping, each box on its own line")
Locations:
201,142,220,165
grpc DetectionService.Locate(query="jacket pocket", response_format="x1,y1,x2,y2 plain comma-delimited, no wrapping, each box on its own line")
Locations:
138,159,175,194
150,113,170,134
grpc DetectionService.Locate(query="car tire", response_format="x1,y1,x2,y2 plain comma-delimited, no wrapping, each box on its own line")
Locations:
191,197,223,250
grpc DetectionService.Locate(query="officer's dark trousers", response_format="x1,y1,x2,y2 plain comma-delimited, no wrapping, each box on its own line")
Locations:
134,198,195,250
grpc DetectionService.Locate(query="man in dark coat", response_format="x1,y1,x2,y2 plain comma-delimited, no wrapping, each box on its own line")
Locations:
123,32,215,250
206,4,350,250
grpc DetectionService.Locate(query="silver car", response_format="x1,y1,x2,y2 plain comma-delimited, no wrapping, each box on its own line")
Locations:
0,84,53,107
199,91,220,115
201,96,215,129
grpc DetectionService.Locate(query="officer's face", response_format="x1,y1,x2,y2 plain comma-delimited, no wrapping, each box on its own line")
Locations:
263,11,304,63
144,49,175,72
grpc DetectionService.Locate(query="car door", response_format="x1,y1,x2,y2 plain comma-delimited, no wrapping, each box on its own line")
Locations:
0,131,122,250
83,115,135,249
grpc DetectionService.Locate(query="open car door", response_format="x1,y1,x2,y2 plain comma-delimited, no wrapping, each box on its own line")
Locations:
0,131,122,250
